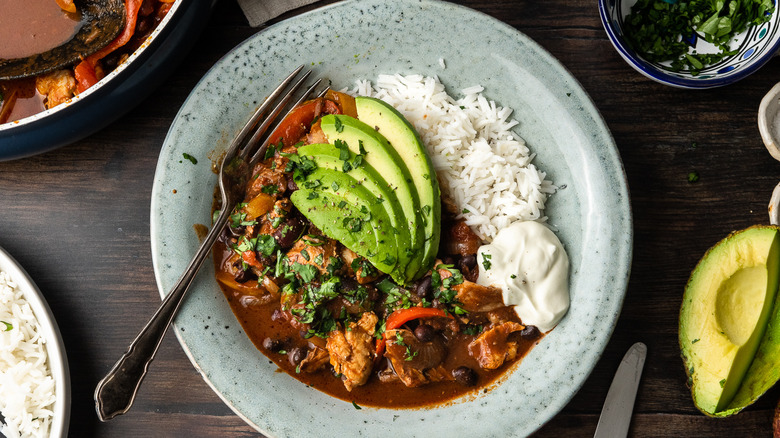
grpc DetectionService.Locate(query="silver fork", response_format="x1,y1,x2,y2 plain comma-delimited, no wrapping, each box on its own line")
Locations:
94,65,322,421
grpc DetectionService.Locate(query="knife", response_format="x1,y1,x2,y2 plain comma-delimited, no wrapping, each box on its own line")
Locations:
593,342,647,438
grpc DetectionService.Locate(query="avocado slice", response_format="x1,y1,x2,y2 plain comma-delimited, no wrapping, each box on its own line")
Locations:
680,225,780,416
320,114,424,281
297,143,413,276
355,96,442,280
291,166,399,276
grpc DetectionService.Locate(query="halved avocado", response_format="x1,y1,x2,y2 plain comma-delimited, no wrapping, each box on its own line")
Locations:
320,114,424,281
680,225,780,416
291,167,399,276
297,143,413,278
355,96,442,280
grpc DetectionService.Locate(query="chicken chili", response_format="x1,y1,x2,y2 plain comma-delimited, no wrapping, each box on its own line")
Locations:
213,90,543,408
0,0,174,124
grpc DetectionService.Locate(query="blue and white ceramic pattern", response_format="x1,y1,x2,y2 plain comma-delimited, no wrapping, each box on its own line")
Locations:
599,0,780,89
150,0,633,436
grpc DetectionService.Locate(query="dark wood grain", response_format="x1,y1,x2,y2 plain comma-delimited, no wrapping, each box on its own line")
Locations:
1,0,779,436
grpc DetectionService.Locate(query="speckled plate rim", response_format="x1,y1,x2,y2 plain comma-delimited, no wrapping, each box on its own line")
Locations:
0,245,71,438
150,0,633,436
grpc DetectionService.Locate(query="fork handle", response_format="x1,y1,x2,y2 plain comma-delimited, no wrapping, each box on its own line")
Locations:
94,210,230,421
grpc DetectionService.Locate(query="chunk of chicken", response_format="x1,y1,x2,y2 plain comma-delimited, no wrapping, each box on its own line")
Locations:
285,237,341,276
436,266,504,313
467,321,524,370
299,346,330,373
35,69,76,109
326,312,378,391
384,328,447,388
454,281,504,313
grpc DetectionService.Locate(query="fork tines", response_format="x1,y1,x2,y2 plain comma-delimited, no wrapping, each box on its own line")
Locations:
225,66,323,169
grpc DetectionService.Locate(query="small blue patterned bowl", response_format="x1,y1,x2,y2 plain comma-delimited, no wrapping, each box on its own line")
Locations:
599,0,780,89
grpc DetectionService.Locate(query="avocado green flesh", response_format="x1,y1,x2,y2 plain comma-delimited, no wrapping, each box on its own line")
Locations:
320,114,424,280
355,96,442,280
296,143,413,276
679,225,780,416
291,167,399,276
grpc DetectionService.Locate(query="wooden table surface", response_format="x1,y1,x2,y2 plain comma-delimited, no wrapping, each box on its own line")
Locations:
2,0,780,436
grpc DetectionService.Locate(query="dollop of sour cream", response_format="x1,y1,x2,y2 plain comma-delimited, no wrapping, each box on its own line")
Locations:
476,221,570,332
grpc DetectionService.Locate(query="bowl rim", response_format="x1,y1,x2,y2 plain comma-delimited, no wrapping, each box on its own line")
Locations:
598,0,780,89
0,245,71,438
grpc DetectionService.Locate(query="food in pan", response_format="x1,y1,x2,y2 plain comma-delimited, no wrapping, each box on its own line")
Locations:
680,225,780,417
213,74,569,407
0,0,175,124
0,270,55,438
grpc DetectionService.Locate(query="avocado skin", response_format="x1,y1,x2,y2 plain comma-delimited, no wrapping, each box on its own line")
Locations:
679,225,780,417
355,96,441,281
291,166,399,276
296,143,411,282
320,114,424,282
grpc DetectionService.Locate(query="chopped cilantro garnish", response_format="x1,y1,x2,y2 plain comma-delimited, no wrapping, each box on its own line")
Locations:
343,217,363,232
182,153,198,165
1,321,12,331
688,171,700,183
334,117,344,133
335,139,350,161
292,262,318,283
481,253,492,271
255,235,279,256
623,0,774,75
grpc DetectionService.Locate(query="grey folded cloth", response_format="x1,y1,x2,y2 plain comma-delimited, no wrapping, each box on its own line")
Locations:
236,0,320,27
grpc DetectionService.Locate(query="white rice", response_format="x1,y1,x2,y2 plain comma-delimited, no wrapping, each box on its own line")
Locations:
353,74,556,242
0,271,55,438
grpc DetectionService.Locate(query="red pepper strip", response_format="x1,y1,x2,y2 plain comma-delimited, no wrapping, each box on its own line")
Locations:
268,97,343,148
74,0,143,92
241,251,263,270
74,61,99,93
375,307,454,358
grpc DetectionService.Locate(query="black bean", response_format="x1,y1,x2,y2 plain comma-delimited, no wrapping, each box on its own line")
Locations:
442,255,457,266
233,269,251,283
452,366,477,386
414,324,435,342
415,276,433,299
227,224,245,237
262,337,283,352
288,347,307,366
460,254,477,269
519,325,540,340
286,177,298,193
273,216,305,248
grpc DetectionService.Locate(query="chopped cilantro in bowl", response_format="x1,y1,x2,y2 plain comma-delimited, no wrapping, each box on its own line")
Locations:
599,0,780,88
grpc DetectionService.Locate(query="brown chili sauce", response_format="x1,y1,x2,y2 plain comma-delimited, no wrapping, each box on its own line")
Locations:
212,91,543,408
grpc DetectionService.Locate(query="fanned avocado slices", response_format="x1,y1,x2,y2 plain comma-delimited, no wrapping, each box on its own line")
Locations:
297,143,413,280
354,96,441,281
291,166,399,277
290,101,441,285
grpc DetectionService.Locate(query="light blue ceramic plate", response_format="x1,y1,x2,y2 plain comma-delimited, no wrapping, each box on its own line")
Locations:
150,0,632,436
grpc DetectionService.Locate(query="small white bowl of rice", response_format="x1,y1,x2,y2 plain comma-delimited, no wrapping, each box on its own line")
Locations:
0,246,70,438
